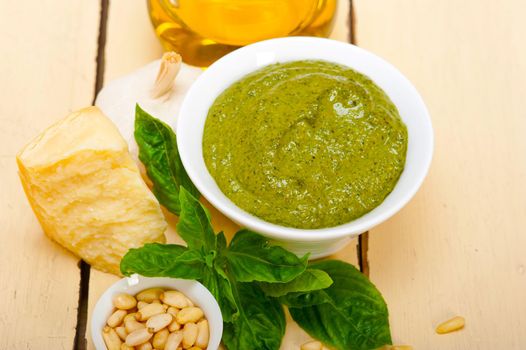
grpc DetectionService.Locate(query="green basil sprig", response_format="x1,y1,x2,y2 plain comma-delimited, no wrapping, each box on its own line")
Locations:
134,104,199,215
124,109,392,350
284,260,392,350
122,188,302,350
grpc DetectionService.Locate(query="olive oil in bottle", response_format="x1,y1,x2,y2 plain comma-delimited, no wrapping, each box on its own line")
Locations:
147,0,337,66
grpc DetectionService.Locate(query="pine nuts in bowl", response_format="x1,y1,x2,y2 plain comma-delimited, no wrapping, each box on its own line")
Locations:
91,275,223,350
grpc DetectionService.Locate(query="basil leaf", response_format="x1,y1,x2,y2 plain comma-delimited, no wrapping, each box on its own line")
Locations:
260,269,333,297
225,229,308,283
120,243,205,279
200,265,239,323
288,260,392,350
134,104,199,215
223,282,285,350
176,188,216,252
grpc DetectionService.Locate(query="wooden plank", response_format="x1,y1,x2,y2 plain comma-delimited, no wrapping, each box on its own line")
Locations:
353,0,526,348
0,1,100,349
103,0,163,83
85,1,357,348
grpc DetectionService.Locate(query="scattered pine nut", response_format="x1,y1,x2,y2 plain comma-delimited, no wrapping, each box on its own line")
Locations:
137,301,149,309
436,316,465,334
120,344,134,350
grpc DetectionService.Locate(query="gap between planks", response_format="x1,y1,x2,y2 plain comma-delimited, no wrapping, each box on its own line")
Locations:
347,0,370,277
74,1,109,349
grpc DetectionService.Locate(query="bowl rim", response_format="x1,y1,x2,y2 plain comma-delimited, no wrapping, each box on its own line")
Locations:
90,275,223,350
177,36,433,242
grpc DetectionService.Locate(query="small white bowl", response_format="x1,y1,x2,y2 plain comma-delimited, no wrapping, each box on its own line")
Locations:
91,275,223,350
177,37,433,258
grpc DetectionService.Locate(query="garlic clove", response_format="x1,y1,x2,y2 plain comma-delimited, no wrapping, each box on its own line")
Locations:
151,52,182,98
95,54,202,173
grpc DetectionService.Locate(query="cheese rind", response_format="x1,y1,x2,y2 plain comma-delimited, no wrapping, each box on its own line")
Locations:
17,107,167,275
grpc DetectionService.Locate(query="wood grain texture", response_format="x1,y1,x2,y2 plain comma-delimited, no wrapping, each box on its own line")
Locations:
353,1,526,348
0,1,100,349
85,1,357,349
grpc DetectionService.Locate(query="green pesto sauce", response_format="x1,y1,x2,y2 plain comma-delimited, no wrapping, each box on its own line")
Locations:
203,60,408,229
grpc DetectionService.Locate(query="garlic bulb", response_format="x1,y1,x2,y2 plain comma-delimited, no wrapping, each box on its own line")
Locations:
95,52,202,163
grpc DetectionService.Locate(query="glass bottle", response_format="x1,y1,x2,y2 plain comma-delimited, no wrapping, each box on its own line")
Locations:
147,0,337,67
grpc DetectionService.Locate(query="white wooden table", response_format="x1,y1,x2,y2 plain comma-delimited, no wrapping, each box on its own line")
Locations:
1,1,525,349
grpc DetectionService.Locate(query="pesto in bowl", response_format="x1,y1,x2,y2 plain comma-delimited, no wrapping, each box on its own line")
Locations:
202,60,407,229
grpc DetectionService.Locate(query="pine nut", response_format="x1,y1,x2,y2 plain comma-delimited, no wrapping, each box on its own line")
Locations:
103,287,209,350
137,301,149,309
195,320,209,348
391,346,413,350
153,328,170,349
164,331,184,350
136,303,166,321
136,288,164,302
102,326,122,350
168,319,182,332
125,316,145,333
301,340,322,350
176,307,204,324
167,306,179,317
161,291,188,308
137,341,153,350
146,313,173,332
113,293,137,310
436,316,465,334
182,323,198,348
115,326,128,341
107,309,127,328
124,313,136,322
126,328,153,346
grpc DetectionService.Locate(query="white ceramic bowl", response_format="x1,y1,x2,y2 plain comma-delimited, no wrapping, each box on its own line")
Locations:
178,37,433,258
91,275,223,350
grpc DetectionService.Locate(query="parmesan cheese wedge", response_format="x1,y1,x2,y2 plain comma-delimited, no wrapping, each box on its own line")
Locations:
17,106,167,275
